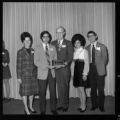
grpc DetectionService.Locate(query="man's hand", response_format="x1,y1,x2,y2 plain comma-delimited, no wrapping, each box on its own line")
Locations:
64,61,68,66
55,64,65,69
48,65,55,69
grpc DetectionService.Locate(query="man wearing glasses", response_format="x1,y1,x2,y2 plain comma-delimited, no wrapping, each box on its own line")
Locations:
34,31,58,115
86,31,108,112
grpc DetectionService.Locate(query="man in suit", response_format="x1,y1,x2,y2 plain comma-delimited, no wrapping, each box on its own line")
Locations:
34,31,58,115
52,26,73,112
86,31,108,112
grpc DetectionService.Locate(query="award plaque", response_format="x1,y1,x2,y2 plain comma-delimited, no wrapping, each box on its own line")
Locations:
52,60,65,69
52,60,65,66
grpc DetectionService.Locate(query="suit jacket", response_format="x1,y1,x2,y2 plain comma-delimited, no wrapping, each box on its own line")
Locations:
85,42,108,76
52,39,73,66
3,49,10,64
34,43,57,80
52,39,73,78
16,47,36,80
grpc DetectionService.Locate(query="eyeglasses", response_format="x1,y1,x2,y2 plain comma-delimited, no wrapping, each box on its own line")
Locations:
56,31,64,33
43,36,49,38
87,34,95,38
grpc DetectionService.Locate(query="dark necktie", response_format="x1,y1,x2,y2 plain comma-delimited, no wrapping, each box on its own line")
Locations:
92,45,95,63
45,44,50,65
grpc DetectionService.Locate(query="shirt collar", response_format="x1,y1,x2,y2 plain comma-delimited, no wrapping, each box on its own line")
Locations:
42,43,49,50
91,41,97,47
58,39,63,44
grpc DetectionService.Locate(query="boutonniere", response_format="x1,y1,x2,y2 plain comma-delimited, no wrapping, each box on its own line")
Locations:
95,46,101,51
61,45,66,48
2,52,5,55
31,50,34,54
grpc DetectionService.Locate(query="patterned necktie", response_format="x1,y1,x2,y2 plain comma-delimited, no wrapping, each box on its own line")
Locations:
92,45,95,63
45,44,50,65
58,40,62,51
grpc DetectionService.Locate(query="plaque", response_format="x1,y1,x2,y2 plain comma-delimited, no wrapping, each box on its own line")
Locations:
52,60,65,69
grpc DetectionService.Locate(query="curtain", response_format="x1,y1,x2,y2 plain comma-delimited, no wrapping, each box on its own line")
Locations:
3,2,115,99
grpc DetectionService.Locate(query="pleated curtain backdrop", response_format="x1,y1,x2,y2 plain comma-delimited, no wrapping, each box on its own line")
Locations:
3,2,115,99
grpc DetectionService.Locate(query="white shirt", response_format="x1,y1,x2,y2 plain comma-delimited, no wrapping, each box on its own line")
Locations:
73,47,89,76
58,39,63,46
42,43,49,52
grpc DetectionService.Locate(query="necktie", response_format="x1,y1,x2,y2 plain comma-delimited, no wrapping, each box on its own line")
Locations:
45,44,50,65
92,45,95,63
58,40,61,51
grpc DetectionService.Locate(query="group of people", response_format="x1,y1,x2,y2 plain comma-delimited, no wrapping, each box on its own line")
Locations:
3,26,108,115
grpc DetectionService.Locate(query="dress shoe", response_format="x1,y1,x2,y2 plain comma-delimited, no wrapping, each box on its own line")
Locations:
3,98,11,103
90,106,98,111
41,112,45,115
7,98,11,101
57,107,63,111
77,106,87,112
99,107,105,112
62,108,68,112
28,107,37,113
51,110,58,115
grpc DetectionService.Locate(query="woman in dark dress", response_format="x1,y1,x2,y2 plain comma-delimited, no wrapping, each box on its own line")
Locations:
17,32,38,115
71,34,89,112
2,41,11,100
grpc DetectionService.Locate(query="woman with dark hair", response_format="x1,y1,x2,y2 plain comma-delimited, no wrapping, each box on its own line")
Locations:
2,41,11,101
17,32,38,115
71,34,89,112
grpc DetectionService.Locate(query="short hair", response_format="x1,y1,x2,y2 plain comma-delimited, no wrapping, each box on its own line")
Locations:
71,34,86,47
20,32,33,47
87,31,98,40
40,31,52,43
56,26,66,38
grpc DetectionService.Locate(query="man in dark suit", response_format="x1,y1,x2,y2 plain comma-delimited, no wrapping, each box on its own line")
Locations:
52,26,73,112
86,31,108,112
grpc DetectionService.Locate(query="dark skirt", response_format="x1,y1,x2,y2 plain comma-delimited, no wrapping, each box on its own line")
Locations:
73,59,90,88
3,65,11,79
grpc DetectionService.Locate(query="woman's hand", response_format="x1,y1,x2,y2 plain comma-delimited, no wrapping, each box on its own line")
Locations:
82,75,87,81
18,79,22,84
2,63,8,67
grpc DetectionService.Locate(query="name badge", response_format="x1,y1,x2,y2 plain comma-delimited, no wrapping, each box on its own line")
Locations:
62,45,66,48
96,47,101,51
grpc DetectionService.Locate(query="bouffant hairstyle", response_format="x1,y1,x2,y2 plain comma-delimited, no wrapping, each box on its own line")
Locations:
71,34,86,47
21,32,33,47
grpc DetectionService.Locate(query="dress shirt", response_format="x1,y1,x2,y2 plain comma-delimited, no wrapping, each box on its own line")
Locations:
42,43,49,52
